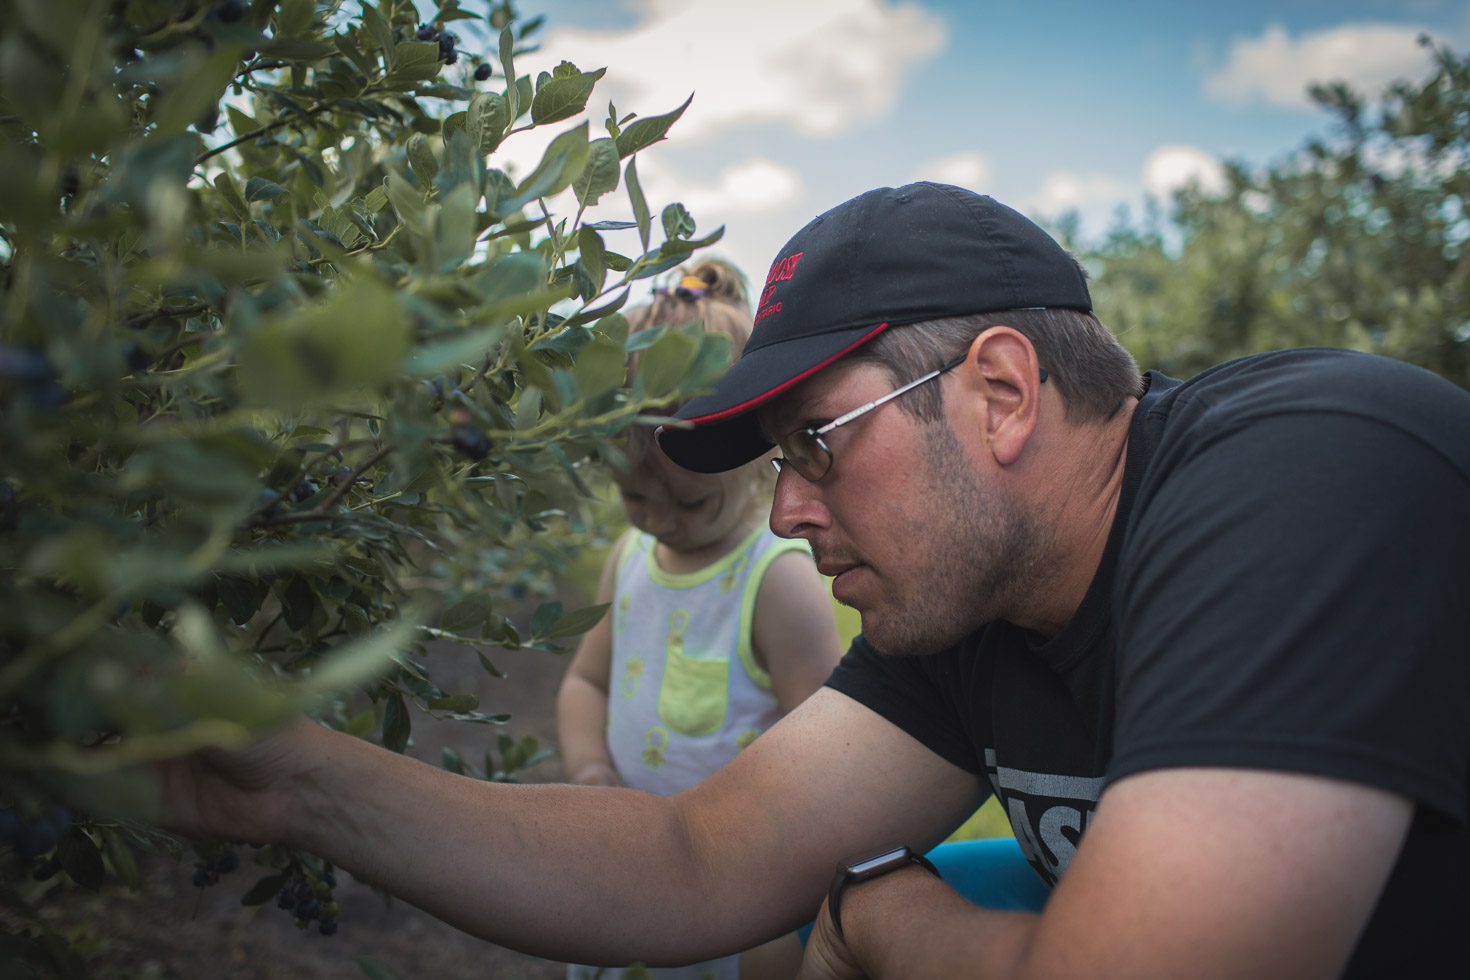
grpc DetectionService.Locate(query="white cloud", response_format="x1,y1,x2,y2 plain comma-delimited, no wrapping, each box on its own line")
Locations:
634,153,804,218
912,152,992,191
1204,22,1437,110
1033,171,1131,216
534,0,947,141
1142,145,1227,198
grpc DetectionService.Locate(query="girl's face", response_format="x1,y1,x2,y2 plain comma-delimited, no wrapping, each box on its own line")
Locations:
616,451,756,557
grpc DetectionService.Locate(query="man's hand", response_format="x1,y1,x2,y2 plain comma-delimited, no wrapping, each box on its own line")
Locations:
153,718,321,844
796,899,865,980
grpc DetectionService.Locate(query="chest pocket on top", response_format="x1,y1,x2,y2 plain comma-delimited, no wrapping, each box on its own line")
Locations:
657,609,729,736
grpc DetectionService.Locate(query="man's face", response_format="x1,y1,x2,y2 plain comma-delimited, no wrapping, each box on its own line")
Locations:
759,359,1046,655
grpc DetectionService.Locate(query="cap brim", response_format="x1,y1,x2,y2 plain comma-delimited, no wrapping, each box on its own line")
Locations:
657,322,889,472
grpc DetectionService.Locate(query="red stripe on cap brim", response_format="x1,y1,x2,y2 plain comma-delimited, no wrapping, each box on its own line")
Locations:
673,322,892,427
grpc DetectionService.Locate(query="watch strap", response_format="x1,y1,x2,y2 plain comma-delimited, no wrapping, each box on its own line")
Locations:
827,845,941,939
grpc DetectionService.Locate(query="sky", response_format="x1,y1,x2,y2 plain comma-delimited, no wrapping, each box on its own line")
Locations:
449,0,1470,301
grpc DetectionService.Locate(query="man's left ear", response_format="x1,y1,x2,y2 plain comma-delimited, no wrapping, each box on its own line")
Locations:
963,327,1043,466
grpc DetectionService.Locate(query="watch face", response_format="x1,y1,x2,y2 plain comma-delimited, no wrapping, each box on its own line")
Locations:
848,847,910,878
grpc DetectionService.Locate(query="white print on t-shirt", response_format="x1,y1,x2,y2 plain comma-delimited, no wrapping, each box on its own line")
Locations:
984,748,1103,886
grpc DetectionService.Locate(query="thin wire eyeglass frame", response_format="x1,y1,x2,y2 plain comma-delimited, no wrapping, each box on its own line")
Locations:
770,356,1050,481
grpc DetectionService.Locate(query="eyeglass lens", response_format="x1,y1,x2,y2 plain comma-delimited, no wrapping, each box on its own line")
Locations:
780,430,830,481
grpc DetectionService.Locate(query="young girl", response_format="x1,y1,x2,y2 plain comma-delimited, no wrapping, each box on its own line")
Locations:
558,261,843,980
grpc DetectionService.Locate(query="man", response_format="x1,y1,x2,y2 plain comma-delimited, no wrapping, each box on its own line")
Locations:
163,183,1469,979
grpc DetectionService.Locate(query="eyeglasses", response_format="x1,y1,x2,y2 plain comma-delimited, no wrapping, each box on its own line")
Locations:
770,358,1050,482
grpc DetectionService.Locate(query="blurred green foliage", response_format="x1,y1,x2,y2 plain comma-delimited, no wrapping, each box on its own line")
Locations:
1083,37,1469,387
0,0,729,969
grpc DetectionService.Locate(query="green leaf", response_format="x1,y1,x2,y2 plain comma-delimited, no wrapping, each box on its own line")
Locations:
626,157,651,253
362,4,396,68
441,594,493,634
244,176,289,202
468,92,509,155
263,37,337,62
428,694,480,713
662,202,695,240
150,51,240,138
542,603,612,640
100,828,141,891
298,615,421,699
578,228,607,292
406,133,439,189
238,279,412,409
276,0,315,35
381,693,410,753
477,652,506,678
615,94,693,158
57,828,104,891
391,40,443,81
573,137,620,209
531,65,607,125
495,122,590,218
357,957,405,980
571,336,625,401
214,173,250,221
637,328,699,398
498,28,519,121
530,601,563,637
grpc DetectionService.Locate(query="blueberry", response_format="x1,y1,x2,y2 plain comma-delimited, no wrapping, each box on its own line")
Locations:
213,850,239,874
277,887,295,910
0,808,19,841
0,346,55,385
256,488,282,517
216,0,245,22
32,857,61,882
438,33,456,53
443,49,459,65
192,865,210,888
474,63,492,81
39,803,71,835
122,341,150,372
15,821,57,861
329,465,354,487
290,478,318,504
416,24,437,41
27,380,70,413
318,917,338,936
451,425,491,461
293,880,311,901
296,897,320,921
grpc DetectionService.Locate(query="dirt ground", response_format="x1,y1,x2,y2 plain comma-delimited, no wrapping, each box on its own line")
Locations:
36,639,580,980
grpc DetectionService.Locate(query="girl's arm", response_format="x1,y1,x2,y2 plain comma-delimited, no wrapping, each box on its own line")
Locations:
751,549,845,714
555,531,629,785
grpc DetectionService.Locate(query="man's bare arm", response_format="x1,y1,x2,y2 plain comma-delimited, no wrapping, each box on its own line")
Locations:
806,767,1411,980
159,689,983,966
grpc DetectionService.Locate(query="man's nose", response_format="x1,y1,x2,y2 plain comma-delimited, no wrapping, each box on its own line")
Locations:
769,465,829,540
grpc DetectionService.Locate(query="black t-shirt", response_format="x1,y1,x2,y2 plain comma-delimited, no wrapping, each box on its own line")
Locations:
827,348,1470,979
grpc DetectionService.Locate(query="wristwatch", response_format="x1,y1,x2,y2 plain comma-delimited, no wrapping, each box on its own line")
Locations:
827,845,941,939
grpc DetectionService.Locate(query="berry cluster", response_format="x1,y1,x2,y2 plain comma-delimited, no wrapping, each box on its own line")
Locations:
276,868,341,935
413,23,493,79
192,846,241,888
0,803,72,880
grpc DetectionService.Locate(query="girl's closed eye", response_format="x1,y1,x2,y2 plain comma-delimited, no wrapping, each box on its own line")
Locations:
677,496,713,512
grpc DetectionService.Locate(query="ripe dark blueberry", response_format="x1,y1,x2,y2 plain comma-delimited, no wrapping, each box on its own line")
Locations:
277,887,296,910
296,897,321,921
122,341,150,372
216,0,246,21
15,821,57,861
318,918,338,936
329,465,354,487
256,488,282,517
212,850,239,874
416,24,437,41
39,804,71,835
0,346,55,385
27,380,70,413
474,63,492,81
192,865,211,888
293,880,311,901
0,808,19,841
443,49,459,66
290,478,318,503
451,425,492,461
438,33,456,53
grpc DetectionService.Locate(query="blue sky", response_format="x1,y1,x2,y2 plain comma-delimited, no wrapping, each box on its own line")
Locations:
461,0,1470,297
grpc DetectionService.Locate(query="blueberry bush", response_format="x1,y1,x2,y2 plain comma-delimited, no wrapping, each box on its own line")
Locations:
0,1,730,973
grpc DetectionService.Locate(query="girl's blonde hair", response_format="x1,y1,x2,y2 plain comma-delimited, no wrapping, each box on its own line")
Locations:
621,260,773,500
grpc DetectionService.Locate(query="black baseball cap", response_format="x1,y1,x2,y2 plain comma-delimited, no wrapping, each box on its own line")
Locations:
655,182,1091,473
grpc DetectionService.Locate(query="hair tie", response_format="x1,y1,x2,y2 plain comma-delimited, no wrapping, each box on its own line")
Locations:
655,274,709,301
